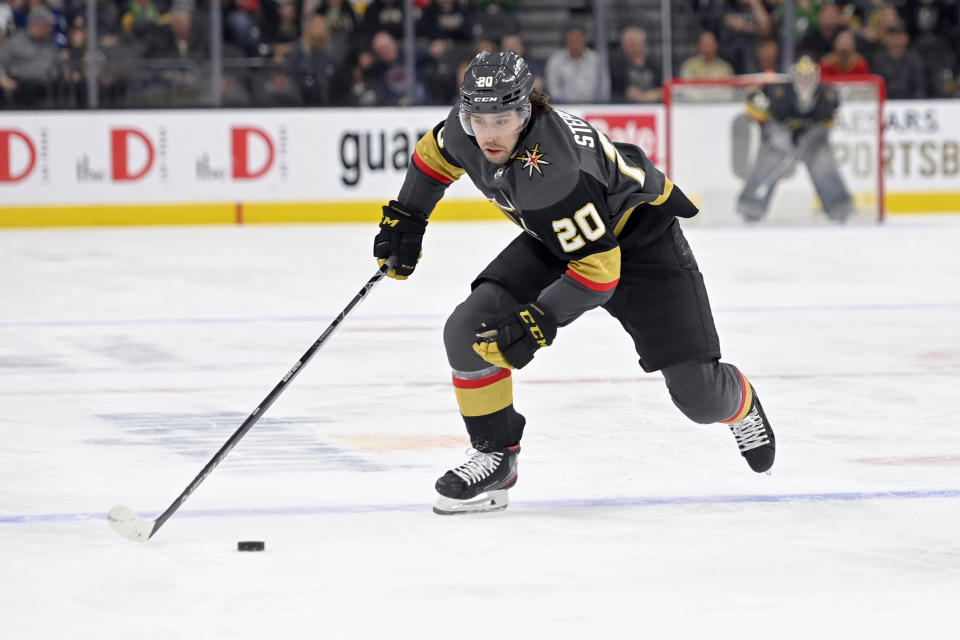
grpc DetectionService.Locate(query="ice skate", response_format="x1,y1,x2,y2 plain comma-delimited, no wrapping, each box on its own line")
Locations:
727,389,775,473
433,445,519,515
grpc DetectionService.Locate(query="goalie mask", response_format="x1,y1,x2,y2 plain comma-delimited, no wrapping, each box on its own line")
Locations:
791,55,821,111
459,51,535,138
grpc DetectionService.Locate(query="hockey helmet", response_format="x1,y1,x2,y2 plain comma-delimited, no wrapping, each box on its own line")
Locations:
791,55,821,105
459,51,535,137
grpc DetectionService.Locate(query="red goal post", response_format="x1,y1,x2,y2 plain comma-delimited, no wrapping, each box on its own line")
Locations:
664,74,886,224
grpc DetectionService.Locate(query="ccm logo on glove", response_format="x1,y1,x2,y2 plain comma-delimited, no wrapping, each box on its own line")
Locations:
473,303,558,370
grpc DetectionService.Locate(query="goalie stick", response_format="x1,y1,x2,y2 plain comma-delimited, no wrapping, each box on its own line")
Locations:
108,259,395,542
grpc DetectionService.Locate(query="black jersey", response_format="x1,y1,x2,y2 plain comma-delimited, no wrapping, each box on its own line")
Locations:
746,83,840,130
397,105,697,323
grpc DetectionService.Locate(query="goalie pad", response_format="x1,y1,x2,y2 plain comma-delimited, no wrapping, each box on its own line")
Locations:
796,126,854,221
736,135,797,221
737,122,852,222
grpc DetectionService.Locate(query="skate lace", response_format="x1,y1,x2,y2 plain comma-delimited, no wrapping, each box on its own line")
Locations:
451,449,503,486
729,407,769,452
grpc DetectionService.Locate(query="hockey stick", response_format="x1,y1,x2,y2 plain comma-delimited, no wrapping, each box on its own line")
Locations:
107,259,395,542
750,147,799,200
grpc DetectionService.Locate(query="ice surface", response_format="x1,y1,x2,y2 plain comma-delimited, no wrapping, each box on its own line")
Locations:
2,217,959,639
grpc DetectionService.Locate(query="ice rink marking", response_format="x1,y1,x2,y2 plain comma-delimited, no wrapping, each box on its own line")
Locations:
3,488,959,524
3,368,957,397
2,301,959,329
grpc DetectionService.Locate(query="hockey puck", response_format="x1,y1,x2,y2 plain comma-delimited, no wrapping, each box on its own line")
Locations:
237,541,265,552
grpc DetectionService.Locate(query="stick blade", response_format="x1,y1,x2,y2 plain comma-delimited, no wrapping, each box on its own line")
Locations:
107,505,155,542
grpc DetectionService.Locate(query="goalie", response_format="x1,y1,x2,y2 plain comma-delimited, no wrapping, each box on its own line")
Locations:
736,56,854,222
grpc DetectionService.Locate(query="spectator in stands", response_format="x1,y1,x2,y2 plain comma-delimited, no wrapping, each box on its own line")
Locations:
820,28,870,75
286,13,335,105
904,0,954,41
147,3,208,61
1,1,15,45
362,0,404,40
122,0,162,34
369,29,425,105
473,37,496,55
421,32,462,104
332,47,382,105
753,36,780,75
545,26,609,103
473,0,520,43
262,0,301,59
122,0,168,54
943,11,960,97
0,5,60,108
39,0,69,48
139,2,211,105
871,23,926,98
861,3,901,57
93,0,123,42
719,0,773,74
315,0,357,64
760,0,822,42
680,30,734,79
904,0,956,97
420,0,471,43
500,33,542,91
61,13,88,106
224,0,264,58
609,26,661,103
797,2,843,60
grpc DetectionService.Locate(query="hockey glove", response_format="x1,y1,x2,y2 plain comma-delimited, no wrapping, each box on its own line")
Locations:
373,200,428,279
472,303,557,370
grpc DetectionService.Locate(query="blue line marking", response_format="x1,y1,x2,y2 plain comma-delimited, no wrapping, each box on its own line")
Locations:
2,489,958,524
2,302,959,329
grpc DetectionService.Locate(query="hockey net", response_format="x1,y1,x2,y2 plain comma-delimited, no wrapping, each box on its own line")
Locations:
665,75,885,225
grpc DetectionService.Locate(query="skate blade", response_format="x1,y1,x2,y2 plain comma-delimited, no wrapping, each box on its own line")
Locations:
433,490,509,515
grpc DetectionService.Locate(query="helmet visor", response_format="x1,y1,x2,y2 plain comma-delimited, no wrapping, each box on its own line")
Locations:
459,103,530,137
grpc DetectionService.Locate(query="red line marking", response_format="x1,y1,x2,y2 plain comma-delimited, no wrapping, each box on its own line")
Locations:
236,202,244,225
4,369,958,397
854,456,960,466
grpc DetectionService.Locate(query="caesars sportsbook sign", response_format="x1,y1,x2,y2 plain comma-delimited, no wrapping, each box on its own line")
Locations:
0,102,956,209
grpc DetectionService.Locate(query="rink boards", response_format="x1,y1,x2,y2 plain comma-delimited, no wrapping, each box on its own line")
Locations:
0,100,958,226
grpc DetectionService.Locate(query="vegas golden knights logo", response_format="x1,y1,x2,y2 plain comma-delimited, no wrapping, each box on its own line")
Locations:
517,143,551,178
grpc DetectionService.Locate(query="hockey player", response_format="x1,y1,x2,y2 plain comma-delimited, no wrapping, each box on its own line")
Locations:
374,51,776,515
736,55,854,222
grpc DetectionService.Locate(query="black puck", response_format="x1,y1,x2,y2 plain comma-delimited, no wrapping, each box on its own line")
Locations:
237,540,265,552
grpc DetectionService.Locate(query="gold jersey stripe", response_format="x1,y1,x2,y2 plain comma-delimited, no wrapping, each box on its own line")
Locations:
454,375,513,417
568,245,621,287
612,177,675,236
415,128,466,183
597,132,646,186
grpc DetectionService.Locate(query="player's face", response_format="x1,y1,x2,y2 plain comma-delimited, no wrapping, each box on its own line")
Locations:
469,110,525,164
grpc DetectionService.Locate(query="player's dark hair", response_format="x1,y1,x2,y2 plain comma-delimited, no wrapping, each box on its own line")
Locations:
530,88,553,116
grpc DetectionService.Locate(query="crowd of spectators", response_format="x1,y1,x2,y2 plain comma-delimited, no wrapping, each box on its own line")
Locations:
1,0,959,109
685,0,960,99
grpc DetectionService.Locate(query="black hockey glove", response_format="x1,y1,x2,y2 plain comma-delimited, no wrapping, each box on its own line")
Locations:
472,303,557,370
373,200,428,279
